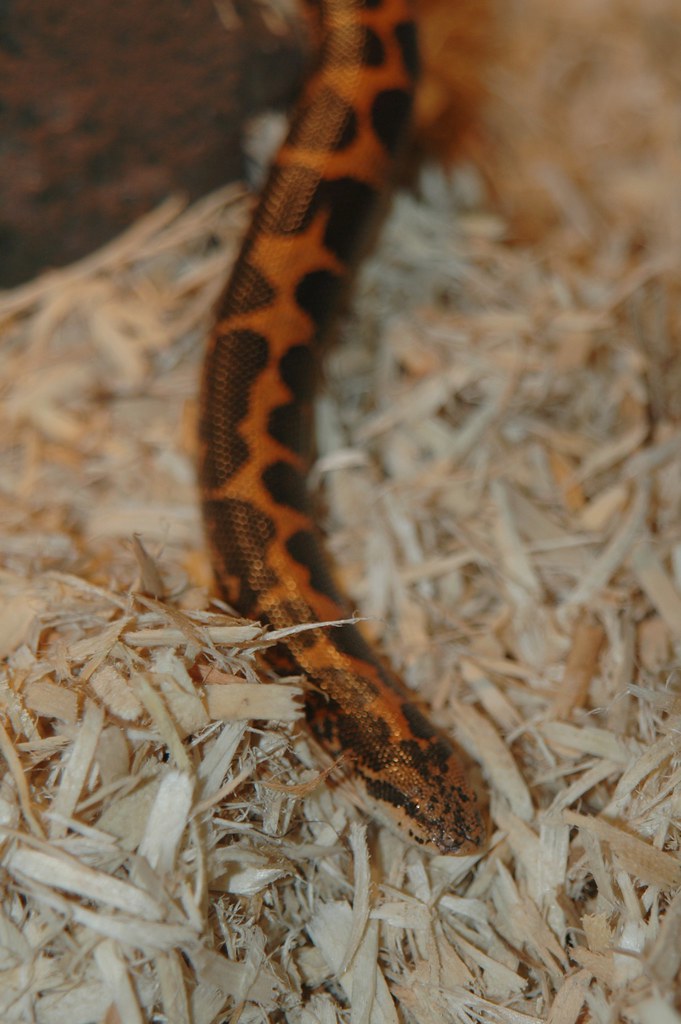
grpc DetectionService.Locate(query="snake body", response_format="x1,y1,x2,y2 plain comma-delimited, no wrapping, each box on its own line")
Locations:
199,0,485,854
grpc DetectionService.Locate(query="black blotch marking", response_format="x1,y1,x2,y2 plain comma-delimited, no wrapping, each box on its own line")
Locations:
324,24,382,70
289,87,357,152
322,622,404,694
295,268,343,333
219,258,276,318
200,329,269,488
266,642,299,675
262,460,309,514
399,734,454,776
267,402,312,458
328,626,398,697
202,430,249,492
401,701,437,741
399,739,433,775
322,177,377,263
267,345,316,457
202,497,277,613
430,737,456,771
329,622,375,664
279,344,315,400
258,163,322,236
309,667,381,710
371,88,413,154
266,344,315,456
286,529,343,603
443,780,475,807
364,774,417,814
335,711,393,773
395,20,419,81
275,602,317,648
362,26,385,66
305,690,339,748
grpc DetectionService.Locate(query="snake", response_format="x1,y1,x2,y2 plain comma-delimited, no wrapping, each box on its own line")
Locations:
198,0,485,854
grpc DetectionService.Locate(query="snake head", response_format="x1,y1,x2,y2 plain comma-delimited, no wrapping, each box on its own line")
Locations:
362,737,487,856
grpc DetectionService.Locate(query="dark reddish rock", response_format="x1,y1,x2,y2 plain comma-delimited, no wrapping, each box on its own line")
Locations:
0,0,307,286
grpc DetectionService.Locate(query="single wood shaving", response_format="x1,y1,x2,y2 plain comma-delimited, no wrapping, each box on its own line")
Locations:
562,482,650,609
340,823,372,975
630,539,681,637
539,722,636,765
550,617,604,717
307,902,398,1024
453,700,534,822
94,939,146,1024
5,844,166,919
564,810,681,890
205,681,302,722
48,699,104,839
138,769,194,873
23,679,79,724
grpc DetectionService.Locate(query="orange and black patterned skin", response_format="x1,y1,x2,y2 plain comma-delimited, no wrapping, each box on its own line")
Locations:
199,0,485,854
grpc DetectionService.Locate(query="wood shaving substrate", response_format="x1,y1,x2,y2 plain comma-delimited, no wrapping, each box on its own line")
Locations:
1,2,681,1022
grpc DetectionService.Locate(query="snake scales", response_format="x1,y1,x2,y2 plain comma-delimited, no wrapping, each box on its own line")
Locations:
199,0,485,854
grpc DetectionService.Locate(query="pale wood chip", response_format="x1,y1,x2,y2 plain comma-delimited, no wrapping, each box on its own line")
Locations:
569,948,615,989
49,700,104,839
575,422,648,484
493,863,567,979
646,889,681,986
632,997,681,1024
538,722,635,764
123,621,262,648
636,616,671,672
138,770,193,874
155,951,193,1024
340,823,372,975
582,912,612,953
69,618,133,681
0,720,45,838
550,617,604,717
563,482,650,609
563,810,681,890
205,681,302,722
603,732,680,817
577,483,628,532
65,901,198,950
0,597,38,660
630,539,681,638
89,665,144,720
307,901,399,1024
492,480,542,602
94,939,145,1024
23,680,79,724
196,721,247,798
453,700,533,822
5,845,165,919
